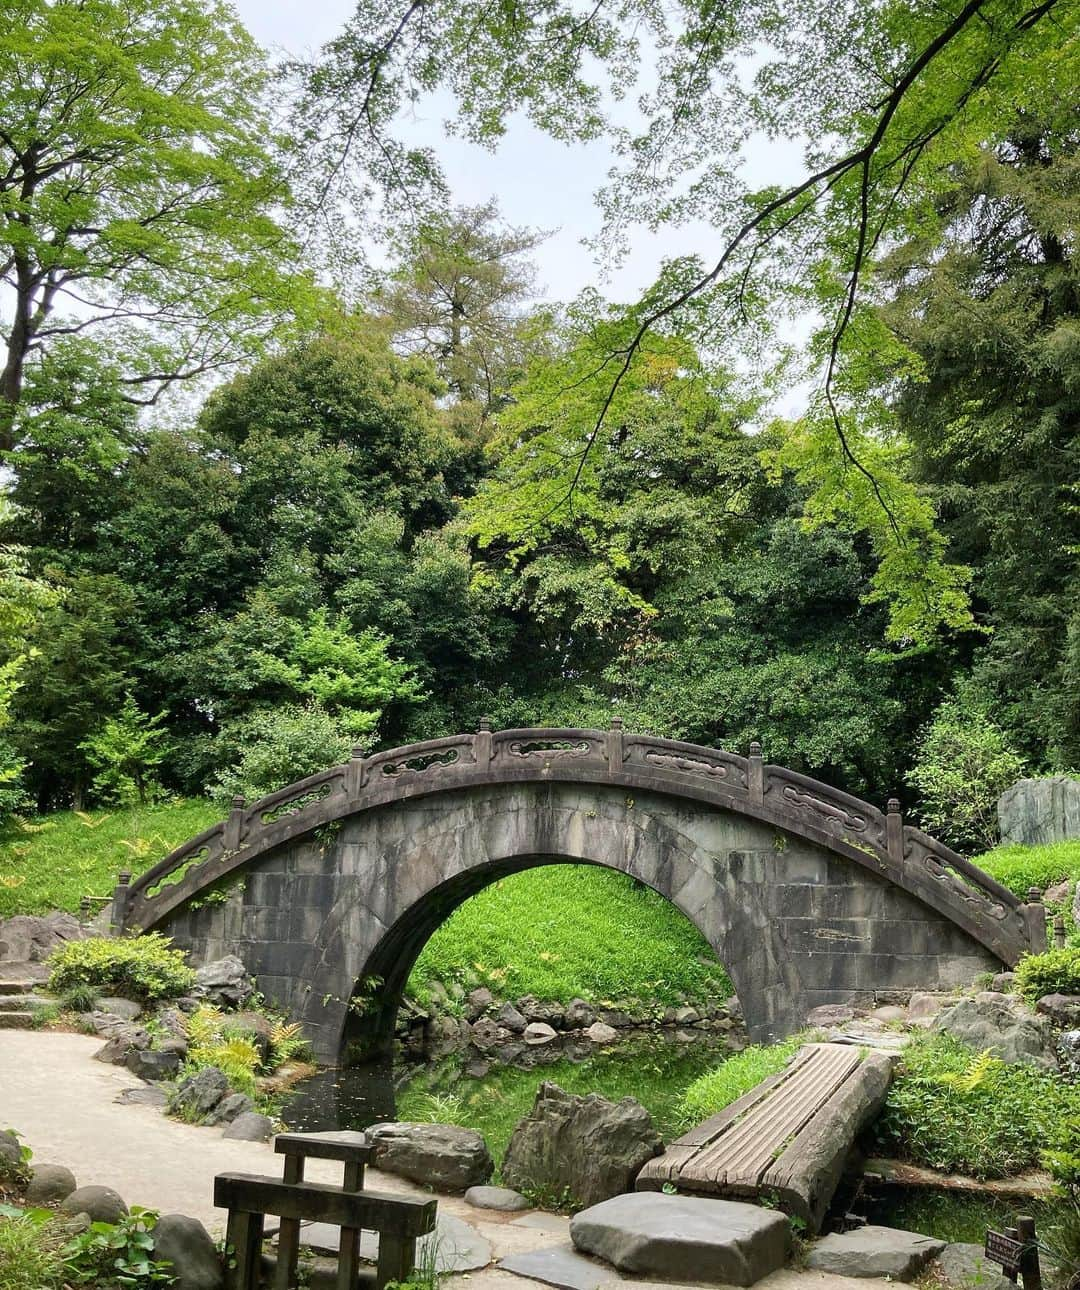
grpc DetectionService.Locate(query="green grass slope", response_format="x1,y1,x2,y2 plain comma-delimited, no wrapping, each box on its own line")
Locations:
0,801,221,918
975,838,1080,899
406,863,732,1007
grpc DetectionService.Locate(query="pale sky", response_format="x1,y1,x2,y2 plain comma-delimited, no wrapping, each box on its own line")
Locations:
233,0,807,311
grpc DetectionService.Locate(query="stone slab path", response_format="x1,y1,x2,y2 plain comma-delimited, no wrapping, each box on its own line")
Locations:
1,1030,897,1290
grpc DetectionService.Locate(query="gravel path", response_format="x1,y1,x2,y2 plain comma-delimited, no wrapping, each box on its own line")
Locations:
0,1029,893,1290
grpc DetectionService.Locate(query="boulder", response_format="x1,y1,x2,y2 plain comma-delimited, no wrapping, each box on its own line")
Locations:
1037,994,1080,1028
170,1066,230,1119
469,1017,501,1051
523,1022,558,1045
222,1112,274,1142
126,1048,182,1081
564,999,595,1029
205,1093,255,1126
94,1025,151,1065
192,956,253,1009
870,1005,909,1024
61,1185,128,1224
0,1130,20,1165
570,1193,789,1286
98,998,143,1021
501,1082,662,1209
496,1002,527,1033
1045,879,1074,906
675,1006,701,1026
807,1004,855,1027
992,973,1017,993
367,1122,493,1191
595,1008,633,1029
152,1214,224,1290
465,987,494,1020
933,995,1058,1069
998,776,1080,847
26,1163,77,1205
116,1086,168,1108
518,996,565,1027
585,1021,618,1045
0,911,89,963
937,1242,1015,1290
464,1185,530,1212
805,1226,946,1280
908,993,951,1021
158,1036,189,1060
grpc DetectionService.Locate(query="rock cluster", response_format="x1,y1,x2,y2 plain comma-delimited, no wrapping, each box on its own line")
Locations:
0,911,89,964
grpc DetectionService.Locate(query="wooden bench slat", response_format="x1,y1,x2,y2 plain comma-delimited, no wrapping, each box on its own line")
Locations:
214,1173,436,1235
275,1131,374,1164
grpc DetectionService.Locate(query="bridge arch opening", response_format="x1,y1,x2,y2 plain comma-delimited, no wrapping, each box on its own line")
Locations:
338,856,737,1065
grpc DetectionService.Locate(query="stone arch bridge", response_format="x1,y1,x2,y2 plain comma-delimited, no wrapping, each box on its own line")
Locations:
114,725,1045,1064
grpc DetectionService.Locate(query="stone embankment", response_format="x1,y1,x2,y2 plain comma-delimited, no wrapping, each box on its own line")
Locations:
404,982,746,1062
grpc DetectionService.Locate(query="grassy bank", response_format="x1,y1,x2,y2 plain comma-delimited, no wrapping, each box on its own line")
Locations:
976,838,1080,900
406,864,732,1007
0,801,221,918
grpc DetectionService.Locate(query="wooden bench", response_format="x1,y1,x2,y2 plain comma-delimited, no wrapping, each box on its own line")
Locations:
636,1042,894,1231
214,1129,437,1290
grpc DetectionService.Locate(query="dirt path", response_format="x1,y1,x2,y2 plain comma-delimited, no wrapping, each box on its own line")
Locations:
0,1029,893,1290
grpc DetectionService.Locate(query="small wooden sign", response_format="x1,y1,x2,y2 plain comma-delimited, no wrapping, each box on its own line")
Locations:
986,1230,1024,1275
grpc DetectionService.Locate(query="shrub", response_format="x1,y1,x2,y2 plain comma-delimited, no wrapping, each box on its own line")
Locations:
60,1207,174,1285
872,1032,1077,1178
907,691,1026,852
47,934,195,1002
183,1004,262,1093
676,1037,802,1130
210,704,352,807
1015,946,1080,1003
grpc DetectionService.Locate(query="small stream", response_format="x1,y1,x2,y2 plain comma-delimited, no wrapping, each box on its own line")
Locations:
284,1030,732,1165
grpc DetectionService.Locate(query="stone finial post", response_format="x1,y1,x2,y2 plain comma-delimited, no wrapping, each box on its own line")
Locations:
607,715,624,774
1054,914,1067,949
748,741,764,806
475,717,493,765
111,868,132,933
1023,885,1048,952
224,796,246,853
346,745,367,798
886,798,904,866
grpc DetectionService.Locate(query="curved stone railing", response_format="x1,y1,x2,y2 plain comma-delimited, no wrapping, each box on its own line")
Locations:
114,723,1043,965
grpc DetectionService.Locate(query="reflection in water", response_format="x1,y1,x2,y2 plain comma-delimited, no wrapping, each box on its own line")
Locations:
284,1031,734,1164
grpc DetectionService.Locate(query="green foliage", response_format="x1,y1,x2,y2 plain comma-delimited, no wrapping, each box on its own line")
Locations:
0,0,314,438
79,696,169,807
0,1207,62,1290
56,983,101,1015
61,1208,174,1286
182,1004,267,1093
0,799,219,918
210,705,353,807
48,934,195,1003
977,840,1080,899
1015,947,1080,1004
407,865,732,1008
872,1033,1077,1178
676,1038,803,1130
907,691,1026,851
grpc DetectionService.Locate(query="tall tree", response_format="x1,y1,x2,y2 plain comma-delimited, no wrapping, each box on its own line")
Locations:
0,0,314,448
373,200,550,432
296,0,1076,642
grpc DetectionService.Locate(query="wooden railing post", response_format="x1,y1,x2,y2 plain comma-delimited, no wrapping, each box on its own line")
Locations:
887,798,904,866
607,716,624,774
223,796,245,853
748,741,764,806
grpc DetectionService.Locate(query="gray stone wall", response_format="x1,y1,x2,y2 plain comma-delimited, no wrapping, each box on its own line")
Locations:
165,782,996,1063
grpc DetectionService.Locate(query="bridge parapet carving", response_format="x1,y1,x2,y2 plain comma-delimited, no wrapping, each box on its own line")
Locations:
116,724,1043,966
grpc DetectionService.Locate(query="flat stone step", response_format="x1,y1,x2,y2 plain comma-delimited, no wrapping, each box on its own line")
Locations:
0,1011,35,1028
637,1042,894,1232
0,993,49,1011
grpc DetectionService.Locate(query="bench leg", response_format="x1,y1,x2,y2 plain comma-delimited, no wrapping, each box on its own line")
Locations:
225,1210,265,1290
375,1235,416,1290
275,1155,305,1289
337,1226,361,1290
